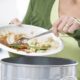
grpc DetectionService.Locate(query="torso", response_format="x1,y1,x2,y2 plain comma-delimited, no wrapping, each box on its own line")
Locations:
59,0,80,19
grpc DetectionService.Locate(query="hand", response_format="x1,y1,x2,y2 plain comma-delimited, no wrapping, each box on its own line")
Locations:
52,16,80,36
9,18,21,26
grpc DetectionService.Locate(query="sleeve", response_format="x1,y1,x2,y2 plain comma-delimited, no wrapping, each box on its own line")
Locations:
22,0,55,29
68,29,80,47
22,0,33,24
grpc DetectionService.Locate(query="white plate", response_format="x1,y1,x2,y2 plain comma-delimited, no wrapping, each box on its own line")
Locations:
0,24,64,56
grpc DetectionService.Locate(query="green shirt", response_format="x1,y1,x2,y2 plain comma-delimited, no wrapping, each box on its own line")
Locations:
23,0,55,29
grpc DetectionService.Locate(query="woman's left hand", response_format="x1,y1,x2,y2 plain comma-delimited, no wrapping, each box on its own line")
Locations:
9,18,21,26
52,16,80,36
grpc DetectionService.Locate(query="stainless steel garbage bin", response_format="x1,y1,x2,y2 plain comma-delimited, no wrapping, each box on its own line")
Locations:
1,56,78,80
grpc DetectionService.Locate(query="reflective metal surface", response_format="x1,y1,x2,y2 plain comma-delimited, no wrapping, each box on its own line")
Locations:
1,57,77,80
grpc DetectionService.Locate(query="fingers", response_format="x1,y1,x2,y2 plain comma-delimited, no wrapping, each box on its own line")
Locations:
68,21,80,33
52,16,80,36
52,16,63,36
57,16,69,32
62,17,74,33
9,18,21,26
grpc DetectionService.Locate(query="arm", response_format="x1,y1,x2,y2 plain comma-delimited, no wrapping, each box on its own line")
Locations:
10,0,55,29
52,16,80,47
22,0,55,29
22,0,33,24
68,29,80,47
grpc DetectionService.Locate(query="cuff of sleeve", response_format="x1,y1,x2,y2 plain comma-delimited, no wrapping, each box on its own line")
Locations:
68,29,80,40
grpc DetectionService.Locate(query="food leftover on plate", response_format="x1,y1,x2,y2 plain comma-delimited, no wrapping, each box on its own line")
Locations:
0,32,58,53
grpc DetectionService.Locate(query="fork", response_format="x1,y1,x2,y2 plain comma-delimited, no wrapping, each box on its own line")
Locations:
18,30,53,43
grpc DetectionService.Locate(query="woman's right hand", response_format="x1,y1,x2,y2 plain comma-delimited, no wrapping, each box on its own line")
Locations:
9,18,21,26
52,16,80,36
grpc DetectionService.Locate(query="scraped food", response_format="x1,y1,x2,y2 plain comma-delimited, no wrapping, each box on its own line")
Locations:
0,32,58,53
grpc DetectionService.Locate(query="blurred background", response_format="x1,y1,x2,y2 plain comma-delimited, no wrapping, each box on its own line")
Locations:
0,0,30,25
